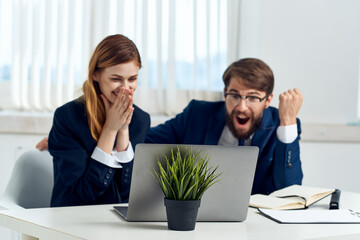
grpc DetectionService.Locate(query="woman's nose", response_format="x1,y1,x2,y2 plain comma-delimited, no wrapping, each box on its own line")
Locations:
117,80,130,91
123,80,129,90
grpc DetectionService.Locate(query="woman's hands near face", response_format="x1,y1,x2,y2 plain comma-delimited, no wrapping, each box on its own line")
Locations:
101,87,134,133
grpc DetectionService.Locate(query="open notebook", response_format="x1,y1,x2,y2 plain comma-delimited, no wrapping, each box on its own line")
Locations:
250,185,335,210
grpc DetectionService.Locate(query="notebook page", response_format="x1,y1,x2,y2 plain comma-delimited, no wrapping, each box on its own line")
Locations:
258,209,360,223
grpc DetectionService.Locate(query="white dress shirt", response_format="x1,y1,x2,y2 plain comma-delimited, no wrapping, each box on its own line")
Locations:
218,124,298,146
91,142,134,168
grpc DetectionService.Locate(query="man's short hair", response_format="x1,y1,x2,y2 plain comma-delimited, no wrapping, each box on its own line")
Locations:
222,58,274,95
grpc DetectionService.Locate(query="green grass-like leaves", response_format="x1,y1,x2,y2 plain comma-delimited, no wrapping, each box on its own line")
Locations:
152,147,222,200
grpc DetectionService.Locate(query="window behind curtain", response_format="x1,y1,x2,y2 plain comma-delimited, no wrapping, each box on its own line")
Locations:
0,0,227,115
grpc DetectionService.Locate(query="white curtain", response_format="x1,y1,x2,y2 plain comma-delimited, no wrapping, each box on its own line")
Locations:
8,0,87,111
227,0,242,65
0,0,236,115
135,0,229,115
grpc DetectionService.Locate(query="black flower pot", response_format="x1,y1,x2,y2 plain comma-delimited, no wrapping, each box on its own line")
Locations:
164,199,201,231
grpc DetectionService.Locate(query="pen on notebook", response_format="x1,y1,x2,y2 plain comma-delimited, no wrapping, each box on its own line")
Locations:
329,189,341,210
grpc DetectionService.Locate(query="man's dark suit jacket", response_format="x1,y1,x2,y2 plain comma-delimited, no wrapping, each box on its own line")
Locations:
145,100,303,195
49,98,150,207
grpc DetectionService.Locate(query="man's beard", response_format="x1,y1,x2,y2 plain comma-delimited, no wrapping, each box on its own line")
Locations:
225,110,263,140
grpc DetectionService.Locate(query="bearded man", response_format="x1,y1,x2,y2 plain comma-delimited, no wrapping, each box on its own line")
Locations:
145,58,303,195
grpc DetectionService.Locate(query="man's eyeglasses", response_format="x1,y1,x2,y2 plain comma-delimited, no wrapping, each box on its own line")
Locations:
224,92,267,107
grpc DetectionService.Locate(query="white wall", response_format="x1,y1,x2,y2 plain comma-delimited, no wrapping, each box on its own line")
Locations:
301,142,360,192
237,0,360,193
240,0,360,124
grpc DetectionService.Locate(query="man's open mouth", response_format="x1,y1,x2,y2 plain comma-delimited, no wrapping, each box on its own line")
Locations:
236,116,250,125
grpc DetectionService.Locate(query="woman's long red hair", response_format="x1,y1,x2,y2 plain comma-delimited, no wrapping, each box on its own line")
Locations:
83,34,141,141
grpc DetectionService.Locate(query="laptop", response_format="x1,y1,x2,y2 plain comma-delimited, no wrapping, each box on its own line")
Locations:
114,144,258,222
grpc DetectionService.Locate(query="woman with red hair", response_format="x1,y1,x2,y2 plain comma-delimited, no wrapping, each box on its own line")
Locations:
48,34,150,207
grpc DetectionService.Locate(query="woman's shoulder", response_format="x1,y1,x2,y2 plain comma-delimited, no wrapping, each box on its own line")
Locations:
56,97,84,111
54,97,85,115
53,97,87,125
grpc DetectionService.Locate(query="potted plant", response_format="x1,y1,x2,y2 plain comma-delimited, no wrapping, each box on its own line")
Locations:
153,146,222,231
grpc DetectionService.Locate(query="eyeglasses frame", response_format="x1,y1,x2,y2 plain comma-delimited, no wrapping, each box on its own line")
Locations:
224,92,268,106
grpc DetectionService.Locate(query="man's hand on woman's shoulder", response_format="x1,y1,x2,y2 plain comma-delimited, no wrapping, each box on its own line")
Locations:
36,137,49,151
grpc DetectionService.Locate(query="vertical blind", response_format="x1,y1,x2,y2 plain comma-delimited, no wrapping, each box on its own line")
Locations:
0,0,241,115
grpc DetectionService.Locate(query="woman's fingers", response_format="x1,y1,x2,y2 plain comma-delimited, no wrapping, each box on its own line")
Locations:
100,94,110,112
119,93,133,114
126,107,134,125
103,87,134,132
119,106,134,131
114,88,133,110
112,87,126,108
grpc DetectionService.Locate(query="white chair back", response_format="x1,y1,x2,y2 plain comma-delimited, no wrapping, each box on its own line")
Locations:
0,150,53,209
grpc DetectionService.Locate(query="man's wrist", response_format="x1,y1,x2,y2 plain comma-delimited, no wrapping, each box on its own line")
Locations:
280,118,297,126
277,124,298,143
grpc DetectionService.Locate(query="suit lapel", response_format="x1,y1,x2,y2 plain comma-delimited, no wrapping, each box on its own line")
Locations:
204,104,226,145
251,108,277,156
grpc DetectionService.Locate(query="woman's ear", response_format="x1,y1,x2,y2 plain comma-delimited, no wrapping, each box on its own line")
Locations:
93,71,98,82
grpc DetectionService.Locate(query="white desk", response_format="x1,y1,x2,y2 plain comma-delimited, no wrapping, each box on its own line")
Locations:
1,192,360,240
